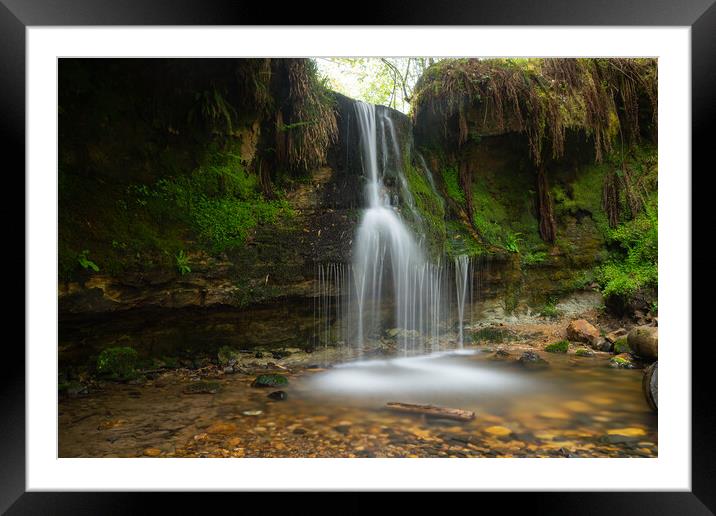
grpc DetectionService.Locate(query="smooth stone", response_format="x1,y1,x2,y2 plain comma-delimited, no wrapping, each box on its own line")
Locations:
628,326,658,360
267,390,287,401
484,426,512,436
642,361,658,411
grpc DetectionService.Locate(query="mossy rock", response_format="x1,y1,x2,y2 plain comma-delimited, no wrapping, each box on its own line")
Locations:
609,354,636,369
545,340,569,353
575,347,595,357
218,346,241,367
612,336,630,354
96,346,139,380
58,380,88,397
183,381,222,394
251,374,289,388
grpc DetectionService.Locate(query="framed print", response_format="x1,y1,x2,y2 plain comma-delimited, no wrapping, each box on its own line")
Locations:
3,0,711,512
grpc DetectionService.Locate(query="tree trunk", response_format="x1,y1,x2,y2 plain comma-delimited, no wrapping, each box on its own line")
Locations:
536,164,556,243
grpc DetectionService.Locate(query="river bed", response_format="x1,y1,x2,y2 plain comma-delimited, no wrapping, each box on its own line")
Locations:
58,345,657,458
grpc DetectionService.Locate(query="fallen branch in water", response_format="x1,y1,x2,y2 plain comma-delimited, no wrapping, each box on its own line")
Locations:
385,402,475,421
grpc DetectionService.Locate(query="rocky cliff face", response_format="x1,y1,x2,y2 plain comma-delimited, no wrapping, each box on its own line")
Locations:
58,59,656,364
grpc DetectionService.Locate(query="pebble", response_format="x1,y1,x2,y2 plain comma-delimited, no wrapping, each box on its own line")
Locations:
606,427,646,437
484,426,512,436
242,410,263,416
206,422,237,435
143,447,162,457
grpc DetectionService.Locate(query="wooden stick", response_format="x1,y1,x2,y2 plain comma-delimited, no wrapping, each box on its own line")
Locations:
386,402,475,421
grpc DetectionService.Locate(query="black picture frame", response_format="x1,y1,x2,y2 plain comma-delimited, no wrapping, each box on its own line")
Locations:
2,0,709,512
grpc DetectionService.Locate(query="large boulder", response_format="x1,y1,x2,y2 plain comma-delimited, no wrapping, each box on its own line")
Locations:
566,319,608,350
628,326,658,360
642,362,658,411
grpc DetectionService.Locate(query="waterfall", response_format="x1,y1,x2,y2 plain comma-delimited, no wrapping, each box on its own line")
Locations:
454,254,470,347
313,100,479,356
351,101,450,354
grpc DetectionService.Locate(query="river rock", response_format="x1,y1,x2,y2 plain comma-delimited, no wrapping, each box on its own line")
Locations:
642,362,658,411
267,390,287,401
609,353,636,369
183,381,221,394
566,319,601,348
627,326,658,360
491,348,511,360
574,347,595,357
517,351,548,369
606,328,628,343
251,374,288,388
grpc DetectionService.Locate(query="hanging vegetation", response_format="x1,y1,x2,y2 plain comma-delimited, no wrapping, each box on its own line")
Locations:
412,57,656,165
412,57,657,242
277,59,339,174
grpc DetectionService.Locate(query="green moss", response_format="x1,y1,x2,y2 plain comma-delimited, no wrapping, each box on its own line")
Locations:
251,374,289,387
96,346,139,380
575,347,595,357
403,160,446,257
552,161,609,231
545,340,569,353
443,166,465,205
609,355,635,369
445,220,487,257
612,337,630,354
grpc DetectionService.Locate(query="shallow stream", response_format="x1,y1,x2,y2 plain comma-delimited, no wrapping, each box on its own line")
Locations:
59,347,657,458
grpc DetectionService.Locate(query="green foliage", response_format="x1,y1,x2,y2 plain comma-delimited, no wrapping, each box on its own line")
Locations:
545,340,569,353
504,232,521,253
77,250,99,272
319,58,436,113
539,297,561,318
596,195,657,300
96,347,138,380
522,250,548,266
156,151,293,252
175,250,191,275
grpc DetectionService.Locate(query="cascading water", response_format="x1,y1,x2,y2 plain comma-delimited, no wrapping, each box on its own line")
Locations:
313,100,478,355
454,254,470,347
351,101,450,353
